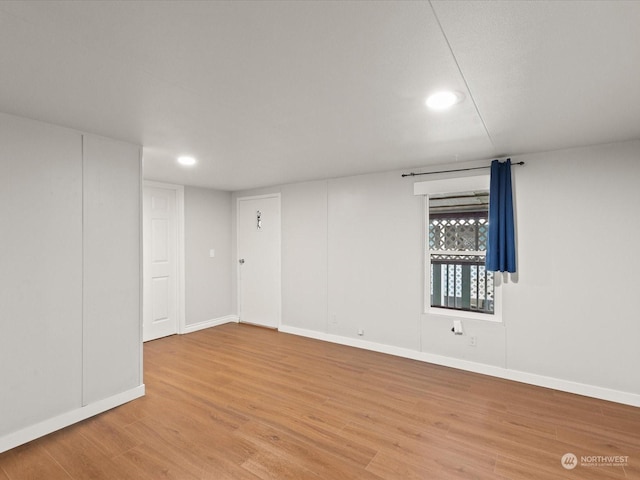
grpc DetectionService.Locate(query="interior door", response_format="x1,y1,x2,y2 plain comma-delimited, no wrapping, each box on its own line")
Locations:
143,185,178,341
237,195,281,328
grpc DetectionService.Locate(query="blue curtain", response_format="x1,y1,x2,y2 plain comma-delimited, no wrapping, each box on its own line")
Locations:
486,159,516,272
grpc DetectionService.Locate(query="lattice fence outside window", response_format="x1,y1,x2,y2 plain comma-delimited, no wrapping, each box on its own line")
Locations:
429,213,494,314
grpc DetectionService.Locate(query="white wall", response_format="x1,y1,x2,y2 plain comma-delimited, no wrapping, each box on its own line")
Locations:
185,186,233,325
0,114,83,436
233,139,640,404
281,181,328,332
82,135,141,405
327,173,422,348
0,112,143,452
502,141,640,394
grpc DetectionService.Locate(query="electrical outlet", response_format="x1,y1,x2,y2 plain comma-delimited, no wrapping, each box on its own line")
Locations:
469,336,477,347
330,314,338,325
357,328,364,336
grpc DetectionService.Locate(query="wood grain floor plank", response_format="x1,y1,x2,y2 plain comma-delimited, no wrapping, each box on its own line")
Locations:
495,454,627,480
301,421,376,467
494,455,571,480
233,420,384,480
201,455,263,480
39,426,141,480
241,451,323,480
123,408,251,470
623,450,640,479
0,440,73,480
116,443,204,480
556,424,639,456
2,323,639,480
366,450,503,480
73,414,143,459
97,393,152,429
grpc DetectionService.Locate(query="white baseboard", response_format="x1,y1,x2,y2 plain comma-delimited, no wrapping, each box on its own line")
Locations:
0,384,145,454
182,315,239,334
278,325,640,408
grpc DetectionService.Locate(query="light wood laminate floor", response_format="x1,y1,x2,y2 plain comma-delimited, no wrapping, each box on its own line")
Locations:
1,323,639,479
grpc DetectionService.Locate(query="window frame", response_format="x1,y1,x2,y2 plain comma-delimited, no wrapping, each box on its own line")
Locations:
416,175,503,323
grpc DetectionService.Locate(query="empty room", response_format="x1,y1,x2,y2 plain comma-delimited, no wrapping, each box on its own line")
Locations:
1,1,639,479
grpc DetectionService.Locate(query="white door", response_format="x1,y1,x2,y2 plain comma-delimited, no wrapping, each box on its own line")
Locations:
237,195,281,328
143,185,179,341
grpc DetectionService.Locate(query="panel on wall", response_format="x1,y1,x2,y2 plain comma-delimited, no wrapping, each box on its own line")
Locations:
280,181,329,332
0,113,83,436
82,134,141,405
327,172,422,349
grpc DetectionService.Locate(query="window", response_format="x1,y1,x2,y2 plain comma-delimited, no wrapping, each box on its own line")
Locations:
428,191,495,315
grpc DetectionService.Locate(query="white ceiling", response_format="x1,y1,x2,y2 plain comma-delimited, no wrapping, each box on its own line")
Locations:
0,0,638,191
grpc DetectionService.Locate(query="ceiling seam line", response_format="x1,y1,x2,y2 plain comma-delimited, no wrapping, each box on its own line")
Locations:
428,0,496,150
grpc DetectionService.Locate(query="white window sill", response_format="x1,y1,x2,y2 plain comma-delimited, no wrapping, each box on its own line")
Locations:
427,306,503,323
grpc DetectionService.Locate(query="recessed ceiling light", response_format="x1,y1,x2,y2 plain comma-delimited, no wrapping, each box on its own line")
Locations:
425,91,464,111
177,155,196,166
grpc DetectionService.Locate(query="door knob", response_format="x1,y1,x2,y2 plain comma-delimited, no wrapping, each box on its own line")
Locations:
239,258,245,264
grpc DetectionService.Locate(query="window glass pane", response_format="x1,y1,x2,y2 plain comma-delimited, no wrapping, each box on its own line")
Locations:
429,216,488,251
428,191,493,314
477,219,488,251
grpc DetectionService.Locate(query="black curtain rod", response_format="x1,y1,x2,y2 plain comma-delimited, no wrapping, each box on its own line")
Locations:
401,160,525,178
